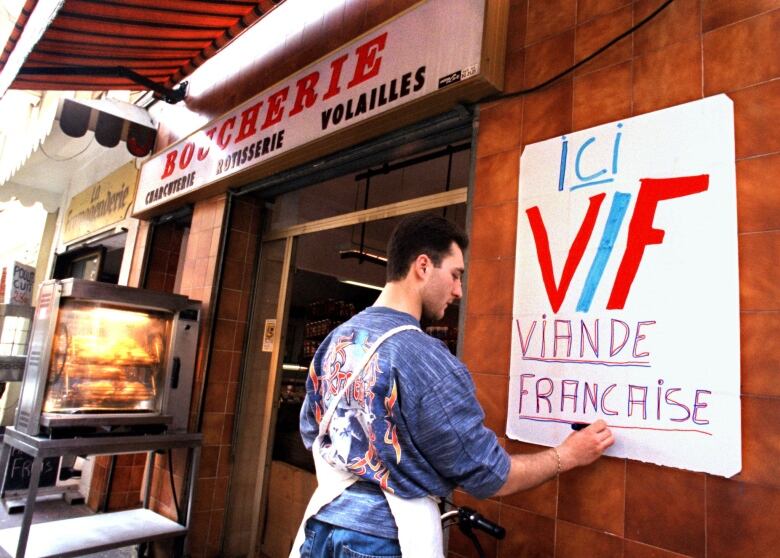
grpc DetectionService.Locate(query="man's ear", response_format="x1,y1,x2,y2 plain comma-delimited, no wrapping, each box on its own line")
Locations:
412,254,431,280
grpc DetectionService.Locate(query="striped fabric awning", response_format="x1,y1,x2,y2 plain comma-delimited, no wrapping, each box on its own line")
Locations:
0,0,284,100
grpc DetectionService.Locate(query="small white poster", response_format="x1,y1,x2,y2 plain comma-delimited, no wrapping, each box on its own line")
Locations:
262,319,276,353
507,95,741,477
4,261,35,305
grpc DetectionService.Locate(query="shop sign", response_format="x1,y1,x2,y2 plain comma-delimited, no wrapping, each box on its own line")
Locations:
3,261,35,305
62,162,138,243
134,0,486,216
507,95,740,477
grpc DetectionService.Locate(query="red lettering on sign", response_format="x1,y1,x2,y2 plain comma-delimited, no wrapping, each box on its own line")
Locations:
235,101,264,142
527,193,605,313
323,54,349,100
217,117,236,149
290,72,320,117
262,87,290,129
607,175,709,309
197,127,216,160
348,32,387,89
161,151,177,179
179,142,195,169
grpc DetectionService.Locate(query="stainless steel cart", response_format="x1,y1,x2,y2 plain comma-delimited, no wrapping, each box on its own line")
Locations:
0,427,201,558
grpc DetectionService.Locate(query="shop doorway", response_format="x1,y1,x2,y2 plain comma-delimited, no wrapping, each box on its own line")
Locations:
225,143,471,557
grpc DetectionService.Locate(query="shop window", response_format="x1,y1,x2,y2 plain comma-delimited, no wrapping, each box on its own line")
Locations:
53,231,127,284
269,143,471,231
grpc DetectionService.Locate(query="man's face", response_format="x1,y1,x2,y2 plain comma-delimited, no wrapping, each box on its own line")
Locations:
421,242,465,322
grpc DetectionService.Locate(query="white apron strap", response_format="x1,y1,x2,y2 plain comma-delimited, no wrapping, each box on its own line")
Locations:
289,324,421,558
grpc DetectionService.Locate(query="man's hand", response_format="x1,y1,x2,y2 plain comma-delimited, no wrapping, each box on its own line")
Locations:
494,420,615,497
556,420,614,472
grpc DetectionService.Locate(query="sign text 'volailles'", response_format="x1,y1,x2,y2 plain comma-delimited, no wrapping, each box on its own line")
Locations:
134,0,487,215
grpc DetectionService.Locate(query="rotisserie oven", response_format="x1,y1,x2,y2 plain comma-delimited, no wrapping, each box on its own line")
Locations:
16,279,200,436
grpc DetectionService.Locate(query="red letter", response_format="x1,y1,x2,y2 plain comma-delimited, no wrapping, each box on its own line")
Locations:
179,142,194,169
161,150,177,179
290,72,319,117
197,127,216,160
323,54,349,100
526,193,605,313
262,87,289,129
217,117,236,149
235,101,264,142
348,32,387,88
607,175,709,309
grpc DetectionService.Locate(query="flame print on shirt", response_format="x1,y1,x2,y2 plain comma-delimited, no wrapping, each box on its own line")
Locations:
315,329,399,493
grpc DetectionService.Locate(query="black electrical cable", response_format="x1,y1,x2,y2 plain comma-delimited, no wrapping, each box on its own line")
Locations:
481,0,676,103
167,449,182,523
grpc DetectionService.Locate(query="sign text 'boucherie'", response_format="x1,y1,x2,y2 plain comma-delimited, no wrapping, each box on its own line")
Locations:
134,0,485,215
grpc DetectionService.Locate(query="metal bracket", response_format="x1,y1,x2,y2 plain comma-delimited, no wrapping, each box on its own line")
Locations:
17,66,188,104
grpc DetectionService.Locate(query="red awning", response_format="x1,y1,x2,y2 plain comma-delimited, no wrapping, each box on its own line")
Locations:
0,0,284,101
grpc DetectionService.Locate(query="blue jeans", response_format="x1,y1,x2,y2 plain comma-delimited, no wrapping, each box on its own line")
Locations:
298,517,402,558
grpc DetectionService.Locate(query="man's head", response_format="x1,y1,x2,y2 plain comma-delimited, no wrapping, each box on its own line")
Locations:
386,213,469,320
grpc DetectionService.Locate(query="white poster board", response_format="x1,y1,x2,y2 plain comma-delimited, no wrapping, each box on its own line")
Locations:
4,261,35,305
507,95,741,477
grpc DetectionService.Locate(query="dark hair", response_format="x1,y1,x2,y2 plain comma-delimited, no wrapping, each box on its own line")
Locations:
386,213,469,281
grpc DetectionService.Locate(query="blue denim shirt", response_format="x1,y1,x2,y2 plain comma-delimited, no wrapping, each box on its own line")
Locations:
299,306,510,539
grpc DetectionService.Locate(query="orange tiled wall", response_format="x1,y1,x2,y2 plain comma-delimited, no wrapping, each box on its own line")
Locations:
457,1,780,557
183,196,263,558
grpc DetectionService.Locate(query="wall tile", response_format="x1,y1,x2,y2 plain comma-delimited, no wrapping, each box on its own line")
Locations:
478,98,524,159
623,540,691,557
558,456,625,535
496,506,555,557
470,202,518,259
556,520,623,557
526,0,576,46
737,395,780,486
702,0,780,32
506,0,528,55
472,373,509,434
199,446,220,479
365,0,395,29
731,74,780,159
574,5,633,76
707,476,780,557
205,382,229,413
501,439,558,517
737,153,780,233
578,0,632,23
633,38,702,116
704,10,780,95
522,78,573,145
523,30,575,90
572,61,632,131
634,0,701,55
504,48,526,93
465,258,515,316
462,314,512,376
740,311,780,396
738,231,780,311
201,412,225,445
473,150,520,207
625,461,705,556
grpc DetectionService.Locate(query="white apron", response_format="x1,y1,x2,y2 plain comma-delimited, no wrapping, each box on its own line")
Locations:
290,324,444,558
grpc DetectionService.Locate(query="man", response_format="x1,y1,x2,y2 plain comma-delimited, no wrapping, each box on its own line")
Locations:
293,213,614,557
